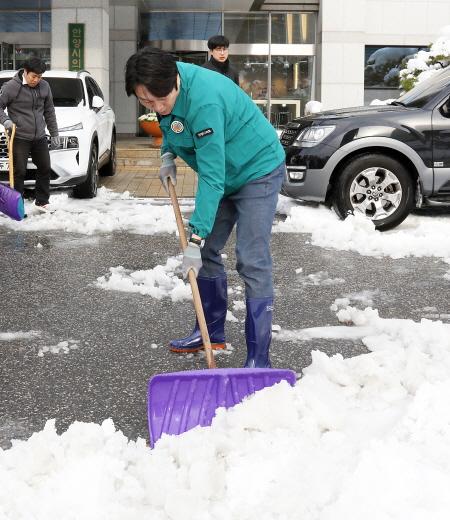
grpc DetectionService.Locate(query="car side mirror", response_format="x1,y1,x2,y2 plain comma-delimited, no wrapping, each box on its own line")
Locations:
92,95,104,110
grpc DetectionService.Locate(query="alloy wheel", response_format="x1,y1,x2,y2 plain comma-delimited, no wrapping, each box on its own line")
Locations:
349,167,402,221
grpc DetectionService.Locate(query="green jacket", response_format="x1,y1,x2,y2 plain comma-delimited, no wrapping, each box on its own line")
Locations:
160,62,284,238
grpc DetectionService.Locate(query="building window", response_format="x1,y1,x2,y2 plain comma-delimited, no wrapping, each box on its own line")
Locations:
14,47,51,69
142,12,222,41
0,12,39,32
1,44,50,70
234,55,313,121
271,13,316,44
364,45,427,103
0,11,51,32
365,46,427,88
224,13,268,44
41,11,51,32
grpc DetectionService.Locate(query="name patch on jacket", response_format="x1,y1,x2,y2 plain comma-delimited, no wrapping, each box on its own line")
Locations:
196,128,214,138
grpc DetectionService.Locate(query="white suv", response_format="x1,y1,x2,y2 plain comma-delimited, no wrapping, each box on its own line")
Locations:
0,69,116,198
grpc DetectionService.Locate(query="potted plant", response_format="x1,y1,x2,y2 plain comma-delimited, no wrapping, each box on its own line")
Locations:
138,112,163,145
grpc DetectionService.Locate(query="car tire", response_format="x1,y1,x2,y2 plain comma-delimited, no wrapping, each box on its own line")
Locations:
332,153,414,231
100,133,116,177
73,143,98,199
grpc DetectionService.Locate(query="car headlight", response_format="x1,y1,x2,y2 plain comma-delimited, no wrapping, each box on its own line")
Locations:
65,136,79,149
49,136,79,150
58,122,83,132
295,125,335,147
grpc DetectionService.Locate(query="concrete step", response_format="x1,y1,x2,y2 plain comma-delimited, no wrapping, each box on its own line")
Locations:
117,148,160,158
117,157,188,166
117,158,159,166
117,166,194,174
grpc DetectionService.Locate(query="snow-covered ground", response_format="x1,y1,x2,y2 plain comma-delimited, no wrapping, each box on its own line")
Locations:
0,188,192,236
276,197,450,265
1,191,450,519
276,197,450,280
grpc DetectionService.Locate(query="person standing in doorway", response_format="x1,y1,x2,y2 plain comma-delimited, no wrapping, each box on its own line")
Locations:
0,57,59,211
125,47,285,368
202,35,240,86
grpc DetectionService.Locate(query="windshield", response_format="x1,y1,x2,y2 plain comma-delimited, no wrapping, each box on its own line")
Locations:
0,76,84,107
46,77,85,107
397,67,450,108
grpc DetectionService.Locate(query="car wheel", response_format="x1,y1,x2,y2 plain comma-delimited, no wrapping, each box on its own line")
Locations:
100,133,116,177
332,153,414,231
73,143,98,199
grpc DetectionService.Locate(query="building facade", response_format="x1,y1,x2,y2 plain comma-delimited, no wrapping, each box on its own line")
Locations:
0,0,448,135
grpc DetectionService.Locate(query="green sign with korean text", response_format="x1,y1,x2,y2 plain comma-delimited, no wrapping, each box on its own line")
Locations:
68,23,84,71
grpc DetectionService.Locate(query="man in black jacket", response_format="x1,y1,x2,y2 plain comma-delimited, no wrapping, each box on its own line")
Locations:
0,57,59,211
202,35,239,86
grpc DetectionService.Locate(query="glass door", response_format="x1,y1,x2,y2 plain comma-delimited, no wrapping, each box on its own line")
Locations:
174,51,208,66
0,43,13,70
224,11,316,127
232,55,269,118
14,46,50,69
270,55,314,125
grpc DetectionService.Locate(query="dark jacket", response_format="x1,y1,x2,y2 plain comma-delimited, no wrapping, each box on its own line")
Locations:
0,70,58,140
202,57,240,85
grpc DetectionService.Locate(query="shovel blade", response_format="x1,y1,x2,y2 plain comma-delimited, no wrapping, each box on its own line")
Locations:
0,184,24,221
148,367,296,447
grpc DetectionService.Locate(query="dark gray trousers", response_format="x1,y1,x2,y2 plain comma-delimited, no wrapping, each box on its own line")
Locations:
12,137,50,204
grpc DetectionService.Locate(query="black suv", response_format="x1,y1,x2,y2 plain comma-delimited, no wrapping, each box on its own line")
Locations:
281,67,450,230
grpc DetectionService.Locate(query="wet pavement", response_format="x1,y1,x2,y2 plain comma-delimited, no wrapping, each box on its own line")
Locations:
0,209,449,448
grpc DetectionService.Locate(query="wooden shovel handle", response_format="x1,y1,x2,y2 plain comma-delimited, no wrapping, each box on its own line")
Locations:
6,124,16,189
168,180,216,369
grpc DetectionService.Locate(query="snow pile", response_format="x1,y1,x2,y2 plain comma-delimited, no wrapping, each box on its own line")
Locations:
37,340,81,357
369,98,396,106
226,310,239,322
0,332,82,358
0,331,40,341
342,290,378,308
399,25,450,90
95,256,191,302
304,100,323,115
275,198,450,265
0,188,190,236
232,300,245,311
297,270,345,286
2,305,450,518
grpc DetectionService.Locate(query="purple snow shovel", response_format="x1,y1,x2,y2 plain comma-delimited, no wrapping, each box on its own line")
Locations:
147,180,296,447
0,124,25,221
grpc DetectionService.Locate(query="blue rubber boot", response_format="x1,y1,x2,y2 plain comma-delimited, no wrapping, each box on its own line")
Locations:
170,275,227,353
244,297,273,368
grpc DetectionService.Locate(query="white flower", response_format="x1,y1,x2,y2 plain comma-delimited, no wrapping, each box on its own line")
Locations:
138,112,158,122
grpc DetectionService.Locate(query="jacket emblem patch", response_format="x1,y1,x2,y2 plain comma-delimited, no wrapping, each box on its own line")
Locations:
171,120,184,133
196,128,214,138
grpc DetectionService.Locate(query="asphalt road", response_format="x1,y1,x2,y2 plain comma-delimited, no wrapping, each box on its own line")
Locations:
0,209,449,448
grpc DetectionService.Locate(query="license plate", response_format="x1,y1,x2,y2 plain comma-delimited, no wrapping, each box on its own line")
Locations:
0,161,8,171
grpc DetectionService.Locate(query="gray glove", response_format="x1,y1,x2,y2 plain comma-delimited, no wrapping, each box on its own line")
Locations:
3,119,13,133
51,136,61,150
159,152,177,192
182,242,202,278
